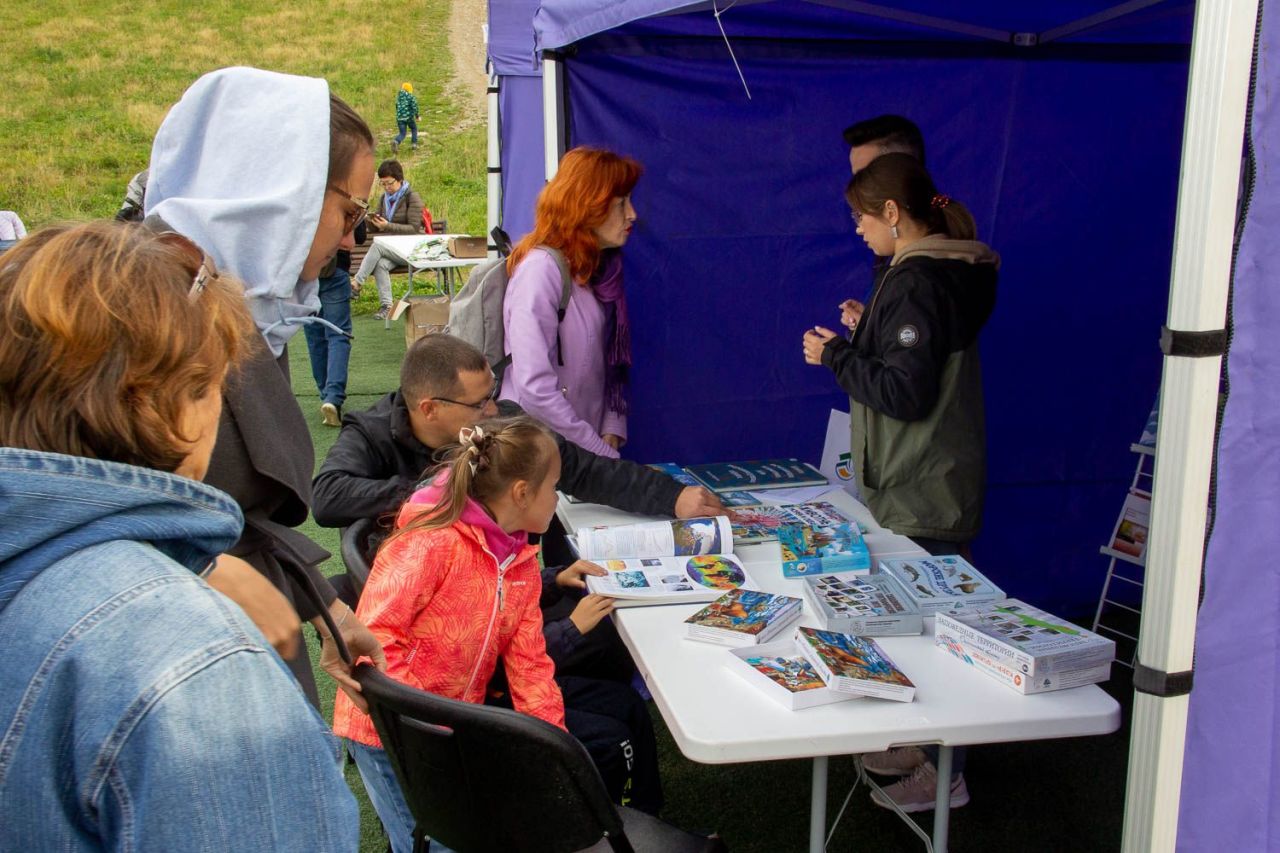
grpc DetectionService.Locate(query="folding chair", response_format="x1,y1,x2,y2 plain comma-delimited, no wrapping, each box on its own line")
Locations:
354,664,728,853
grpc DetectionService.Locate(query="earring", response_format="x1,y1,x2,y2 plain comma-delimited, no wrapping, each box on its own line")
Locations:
891,225,900,239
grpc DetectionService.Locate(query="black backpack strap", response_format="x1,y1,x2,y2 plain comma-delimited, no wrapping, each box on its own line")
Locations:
537,245,574,367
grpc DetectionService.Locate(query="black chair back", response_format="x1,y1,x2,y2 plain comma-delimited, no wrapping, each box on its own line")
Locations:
354,664,633,853
339,517,377,600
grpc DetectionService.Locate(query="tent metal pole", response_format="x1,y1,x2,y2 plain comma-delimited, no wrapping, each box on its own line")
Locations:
1120,1,1258,850
542,52,566,181
1038,0,1166,45
486,65,501,260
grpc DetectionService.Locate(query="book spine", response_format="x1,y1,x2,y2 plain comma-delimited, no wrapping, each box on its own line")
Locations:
686,626,755,647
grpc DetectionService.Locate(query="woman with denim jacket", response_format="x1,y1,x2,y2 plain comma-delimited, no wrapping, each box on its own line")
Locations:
0,222,358,851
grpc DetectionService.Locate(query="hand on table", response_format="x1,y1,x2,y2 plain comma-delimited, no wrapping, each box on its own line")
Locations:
674,485,724,519
206,554,301,658
569,594,616,635
839,298,865,331
315,600,388,714
556,560,607,590
803,327,839,365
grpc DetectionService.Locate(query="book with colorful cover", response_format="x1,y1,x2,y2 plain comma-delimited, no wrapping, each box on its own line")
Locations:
935,634,1113,695
726,639,861,710
729,501,865,543
801,573,923,636
583,554,753,607
794,626,916,702
935,599,1115,677
685,459,829,494
646,463,758,506
877,555,1006,614
776,522,871,578
684,589,802,647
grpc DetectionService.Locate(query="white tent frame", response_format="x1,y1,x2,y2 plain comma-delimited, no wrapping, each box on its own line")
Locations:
527,2,1261,849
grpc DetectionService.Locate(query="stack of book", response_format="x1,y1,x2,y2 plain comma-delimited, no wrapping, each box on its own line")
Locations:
877,555,1005,614
684,589,802,647
794,626,916,702
934,599,1116,694
725,639,859,710
730,501,870,578
684,458,828,494
801,573,923,636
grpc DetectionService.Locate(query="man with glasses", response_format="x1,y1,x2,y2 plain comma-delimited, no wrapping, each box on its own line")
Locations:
351,159,425,320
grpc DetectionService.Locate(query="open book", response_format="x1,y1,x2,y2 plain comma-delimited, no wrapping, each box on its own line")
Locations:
577,516,753,606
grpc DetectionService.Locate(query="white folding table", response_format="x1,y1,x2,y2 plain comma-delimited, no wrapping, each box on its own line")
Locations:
557,489,1121,852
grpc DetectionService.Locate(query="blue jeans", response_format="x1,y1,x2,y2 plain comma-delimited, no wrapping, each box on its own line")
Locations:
347,740,453,853
303,268,352,407
395,118,418,146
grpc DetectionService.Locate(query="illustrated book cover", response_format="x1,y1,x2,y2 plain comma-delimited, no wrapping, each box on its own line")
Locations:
794,626,916,702
684,589,803,647
729,501,863,543
801,573,923,636
877,555,1006,614
726,639,861,710
776,522,871,577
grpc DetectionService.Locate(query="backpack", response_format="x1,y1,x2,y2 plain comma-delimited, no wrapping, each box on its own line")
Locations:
447,245,572,378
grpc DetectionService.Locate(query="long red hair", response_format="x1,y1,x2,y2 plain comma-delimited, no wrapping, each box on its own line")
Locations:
507,146,642,283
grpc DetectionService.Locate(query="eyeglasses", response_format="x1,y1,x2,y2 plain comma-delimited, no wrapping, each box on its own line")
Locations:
431,376,501,411
327,184,370,233
156,231,219,301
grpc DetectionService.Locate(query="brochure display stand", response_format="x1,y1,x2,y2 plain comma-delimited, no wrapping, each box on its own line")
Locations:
1092,442,1155,669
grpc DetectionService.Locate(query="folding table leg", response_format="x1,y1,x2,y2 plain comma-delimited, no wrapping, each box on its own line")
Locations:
932,746,953,852
809,755,828,853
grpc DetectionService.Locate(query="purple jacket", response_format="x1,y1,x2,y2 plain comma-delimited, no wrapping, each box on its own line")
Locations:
501,249,625,458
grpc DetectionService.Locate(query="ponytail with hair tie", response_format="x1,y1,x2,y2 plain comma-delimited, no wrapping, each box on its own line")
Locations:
458,426,492,475
931,194,951,209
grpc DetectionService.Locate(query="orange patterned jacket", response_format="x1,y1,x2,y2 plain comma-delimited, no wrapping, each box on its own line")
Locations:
333,499,565,748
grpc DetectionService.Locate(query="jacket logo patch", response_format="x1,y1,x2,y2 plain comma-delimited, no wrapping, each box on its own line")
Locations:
897,325,920,347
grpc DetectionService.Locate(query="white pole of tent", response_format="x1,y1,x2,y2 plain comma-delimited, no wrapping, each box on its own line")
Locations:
1121,0,1258,850
542,52,566,181
486,64,501,260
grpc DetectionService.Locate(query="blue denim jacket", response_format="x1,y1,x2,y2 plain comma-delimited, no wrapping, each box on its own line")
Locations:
0,449,358,851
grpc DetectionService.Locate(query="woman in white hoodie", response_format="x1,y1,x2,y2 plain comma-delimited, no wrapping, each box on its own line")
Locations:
145,67,386,711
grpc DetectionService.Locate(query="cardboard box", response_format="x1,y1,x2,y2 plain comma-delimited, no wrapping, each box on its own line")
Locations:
447,236,487,258
395,295,450,348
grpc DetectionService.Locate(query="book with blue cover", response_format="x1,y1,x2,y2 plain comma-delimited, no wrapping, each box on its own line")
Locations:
646,463,759,506
795,626,916,702
684,459,829,494
776,522,871,578
684,589,802,647
729,500,864,543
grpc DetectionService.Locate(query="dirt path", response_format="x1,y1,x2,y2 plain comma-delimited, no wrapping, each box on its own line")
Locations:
447,0,489,126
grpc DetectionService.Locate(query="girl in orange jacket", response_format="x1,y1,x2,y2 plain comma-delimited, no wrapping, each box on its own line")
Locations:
334,416,565,853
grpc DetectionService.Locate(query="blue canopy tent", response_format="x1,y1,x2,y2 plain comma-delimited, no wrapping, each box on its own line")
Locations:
486,2,1277,849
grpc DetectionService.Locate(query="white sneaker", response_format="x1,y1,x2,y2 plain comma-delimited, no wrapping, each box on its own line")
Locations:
869,763,969,813
320,402,341,427
860,746,928,777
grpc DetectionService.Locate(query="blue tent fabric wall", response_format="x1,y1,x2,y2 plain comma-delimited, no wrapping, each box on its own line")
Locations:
1177,0,1280,846
555,18,1187,616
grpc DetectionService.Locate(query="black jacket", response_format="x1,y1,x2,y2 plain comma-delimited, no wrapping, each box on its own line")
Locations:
313,394,684,529
311,394,686,665
822,236,998,541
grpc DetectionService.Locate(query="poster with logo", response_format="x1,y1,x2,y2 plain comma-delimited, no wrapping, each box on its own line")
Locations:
819,409,861,500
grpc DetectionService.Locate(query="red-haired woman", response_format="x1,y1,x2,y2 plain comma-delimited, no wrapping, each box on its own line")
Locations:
500,146,641,458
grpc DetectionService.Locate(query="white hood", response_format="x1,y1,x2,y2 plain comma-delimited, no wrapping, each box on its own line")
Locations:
146,66,330,356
